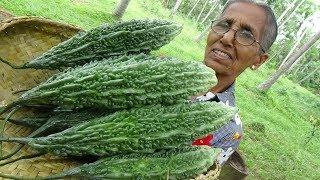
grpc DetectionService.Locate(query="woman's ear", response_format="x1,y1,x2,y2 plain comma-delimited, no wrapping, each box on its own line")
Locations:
251,53,269,70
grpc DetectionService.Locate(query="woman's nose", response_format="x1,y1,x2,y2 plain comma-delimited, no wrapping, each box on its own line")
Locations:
220,29,236,48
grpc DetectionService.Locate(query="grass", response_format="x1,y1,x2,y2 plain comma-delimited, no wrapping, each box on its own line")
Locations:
0,0,319,179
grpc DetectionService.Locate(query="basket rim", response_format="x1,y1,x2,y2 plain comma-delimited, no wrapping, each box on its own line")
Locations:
0,8,14,21
0,16,84,33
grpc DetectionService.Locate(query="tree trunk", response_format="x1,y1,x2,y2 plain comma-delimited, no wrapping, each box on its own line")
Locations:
172,0,182,16
113,0,131,19
194,23,211,42
196,0,209,23
201,0,218,24
298,66,320,84
187,0,201,17
258,30,320,91
279,28,307,68
291,55,307,76
278,0,306,30
286,53,305,74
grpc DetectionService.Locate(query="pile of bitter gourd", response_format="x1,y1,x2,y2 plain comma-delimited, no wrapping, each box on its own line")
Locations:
0,19,236,179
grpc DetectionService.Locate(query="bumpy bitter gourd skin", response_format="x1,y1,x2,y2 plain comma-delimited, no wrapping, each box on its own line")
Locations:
19,101,235,156
16,54,216,111
22,19,182,69
7,110,107,132
7,116,48,129
38,110,108,134
34,110,110,136
45,146,219,179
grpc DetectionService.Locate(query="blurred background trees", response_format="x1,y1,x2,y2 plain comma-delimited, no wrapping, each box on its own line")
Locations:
113,0,131,19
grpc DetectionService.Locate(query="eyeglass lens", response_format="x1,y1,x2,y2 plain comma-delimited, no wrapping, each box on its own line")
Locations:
211,20,255,46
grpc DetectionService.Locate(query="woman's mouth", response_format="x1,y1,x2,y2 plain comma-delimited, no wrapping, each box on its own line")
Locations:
212,49,232,60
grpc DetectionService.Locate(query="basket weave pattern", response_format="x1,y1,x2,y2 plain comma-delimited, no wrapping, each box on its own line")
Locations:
0,14,82,178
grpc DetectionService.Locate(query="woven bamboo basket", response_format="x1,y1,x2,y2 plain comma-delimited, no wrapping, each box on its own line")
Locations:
0,9,220,179
0,10,83,178
0,8,13,22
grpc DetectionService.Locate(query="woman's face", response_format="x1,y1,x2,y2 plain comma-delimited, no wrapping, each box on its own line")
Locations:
204,2,268,79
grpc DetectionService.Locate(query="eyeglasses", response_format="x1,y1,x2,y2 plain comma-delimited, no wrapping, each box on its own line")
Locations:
211,20,265,53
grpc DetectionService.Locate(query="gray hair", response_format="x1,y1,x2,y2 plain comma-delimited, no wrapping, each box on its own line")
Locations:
221,0,278,52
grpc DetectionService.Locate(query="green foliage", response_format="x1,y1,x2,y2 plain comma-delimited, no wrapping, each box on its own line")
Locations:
304,115,320,145
265,0,320,94
237,67,320,179
247,121,266,133
0,0,117,29
289,48,320,94
309,115,320,129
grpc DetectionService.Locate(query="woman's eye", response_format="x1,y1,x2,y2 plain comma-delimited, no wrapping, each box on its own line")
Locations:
240,30,254,38
218,22,229,28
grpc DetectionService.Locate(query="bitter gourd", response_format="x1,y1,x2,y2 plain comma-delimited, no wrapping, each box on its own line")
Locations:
0,109,109,161
0,101,236,157
0,19,182,69
4,116,48,129
0,146,219,180
0,54,216,114
4,109,108,135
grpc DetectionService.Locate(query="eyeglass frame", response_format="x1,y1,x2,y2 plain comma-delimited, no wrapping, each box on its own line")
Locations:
210,20,266,53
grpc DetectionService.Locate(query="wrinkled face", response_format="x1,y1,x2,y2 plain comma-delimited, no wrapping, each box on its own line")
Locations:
204,2,268,79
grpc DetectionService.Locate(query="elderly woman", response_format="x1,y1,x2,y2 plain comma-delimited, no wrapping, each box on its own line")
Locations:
191,0,278,179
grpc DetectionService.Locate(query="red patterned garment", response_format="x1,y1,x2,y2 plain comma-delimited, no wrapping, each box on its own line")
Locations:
191,84,243,165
